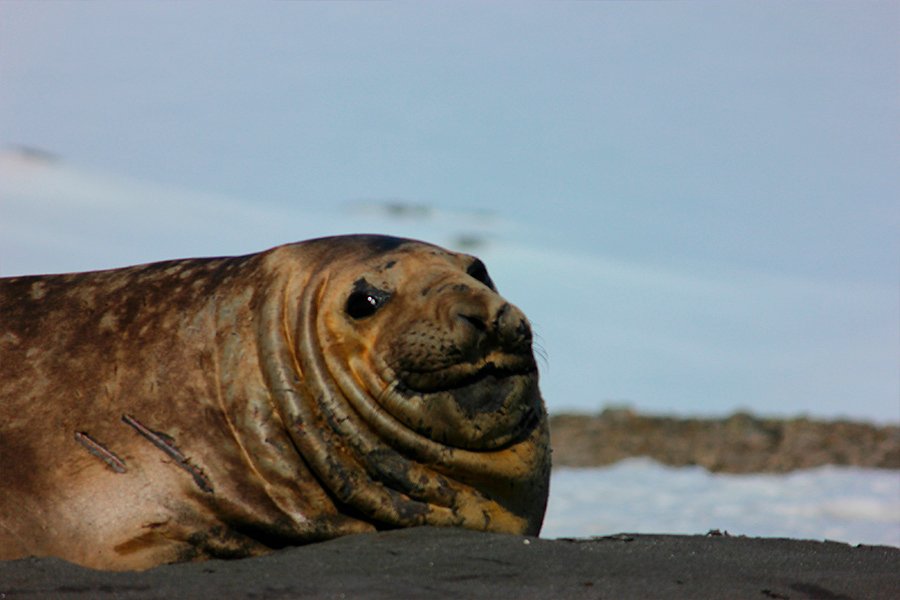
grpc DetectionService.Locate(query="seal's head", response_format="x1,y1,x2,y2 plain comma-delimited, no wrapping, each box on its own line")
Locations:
311,235,541,450
265,235,550,536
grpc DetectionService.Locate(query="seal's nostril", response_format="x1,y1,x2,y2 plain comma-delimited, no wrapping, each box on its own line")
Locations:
517,319,532,342
459,313,487,333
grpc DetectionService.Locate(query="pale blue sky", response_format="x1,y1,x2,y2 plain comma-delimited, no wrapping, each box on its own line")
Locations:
1,2,897,421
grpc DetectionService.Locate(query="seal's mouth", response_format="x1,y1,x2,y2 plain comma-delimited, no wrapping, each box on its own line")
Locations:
396,353,537,396
378,351,542,448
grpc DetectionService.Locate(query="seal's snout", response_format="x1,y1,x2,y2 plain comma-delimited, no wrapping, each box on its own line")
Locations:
457,301,533,356
494,302,534,352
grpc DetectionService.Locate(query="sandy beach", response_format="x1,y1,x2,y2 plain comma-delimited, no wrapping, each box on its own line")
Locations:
2,527,897,599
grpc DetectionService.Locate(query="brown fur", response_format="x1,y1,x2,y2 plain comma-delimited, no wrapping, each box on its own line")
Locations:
0,235,550,570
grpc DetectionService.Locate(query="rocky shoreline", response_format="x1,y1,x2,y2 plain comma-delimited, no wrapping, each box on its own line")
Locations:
550,408,900,473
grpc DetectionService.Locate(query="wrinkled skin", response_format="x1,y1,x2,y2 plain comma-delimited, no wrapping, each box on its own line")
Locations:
0,235,550,570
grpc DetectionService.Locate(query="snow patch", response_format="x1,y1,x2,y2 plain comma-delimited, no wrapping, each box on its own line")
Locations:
543,460,900,547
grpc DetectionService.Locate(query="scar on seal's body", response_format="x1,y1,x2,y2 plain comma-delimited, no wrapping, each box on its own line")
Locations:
122,414,214,494
74,431,127,473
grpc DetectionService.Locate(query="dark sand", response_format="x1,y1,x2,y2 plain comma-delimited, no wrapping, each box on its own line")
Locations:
2,527,897,599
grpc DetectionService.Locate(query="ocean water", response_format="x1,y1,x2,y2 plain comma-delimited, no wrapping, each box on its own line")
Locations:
543,459,900,547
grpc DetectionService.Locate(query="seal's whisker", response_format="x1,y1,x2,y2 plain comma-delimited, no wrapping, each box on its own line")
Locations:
531,327,549,369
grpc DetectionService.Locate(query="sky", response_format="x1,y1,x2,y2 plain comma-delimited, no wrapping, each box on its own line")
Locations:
1,2,898,422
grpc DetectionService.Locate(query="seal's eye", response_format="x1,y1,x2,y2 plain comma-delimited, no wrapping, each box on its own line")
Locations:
346,278,391,320
346,292,381,319
466,259,496,291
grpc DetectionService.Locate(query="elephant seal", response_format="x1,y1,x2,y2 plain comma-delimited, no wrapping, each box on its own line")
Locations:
0,235,550,570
